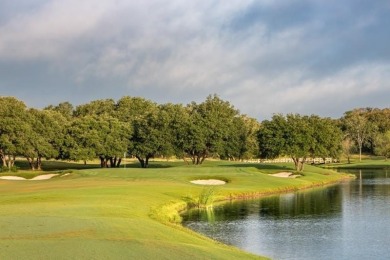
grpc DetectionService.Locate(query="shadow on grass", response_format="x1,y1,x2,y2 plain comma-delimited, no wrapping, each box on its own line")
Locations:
14,159,183,171
15,160,101,171
13,159,302,172
223,163,294,171
122,163,176,169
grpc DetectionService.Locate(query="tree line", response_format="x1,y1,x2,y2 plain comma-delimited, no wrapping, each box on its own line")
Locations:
0,95,259,170
0,95,389,171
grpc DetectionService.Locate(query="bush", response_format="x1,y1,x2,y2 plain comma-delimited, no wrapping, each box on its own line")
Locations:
0,166,19,173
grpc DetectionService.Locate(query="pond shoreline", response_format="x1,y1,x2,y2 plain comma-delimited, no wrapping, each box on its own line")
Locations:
181,168,390,259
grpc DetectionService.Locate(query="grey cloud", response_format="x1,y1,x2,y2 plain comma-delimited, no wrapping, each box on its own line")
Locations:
0,0,389,119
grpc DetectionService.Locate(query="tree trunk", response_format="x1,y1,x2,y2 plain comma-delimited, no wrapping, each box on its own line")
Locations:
136,156,145,168
4,155,16,170
358,136,363,162
27,157,36,170
0,149,5,167
116,158,122,167
145,157,150,168
109,157,120,168
292,158,299,171
196,156,201,165
182,157,190,165
299,158,306,172
292,157,305,172
36,157,42,171
200,155,206,164
302,158,307,171
100,156,108,168
113,157,117,167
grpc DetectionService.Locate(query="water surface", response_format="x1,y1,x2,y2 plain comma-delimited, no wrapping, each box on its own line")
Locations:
182,169,390,259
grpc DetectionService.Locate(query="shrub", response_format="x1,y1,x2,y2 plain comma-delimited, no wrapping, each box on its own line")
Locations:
0,166,19,173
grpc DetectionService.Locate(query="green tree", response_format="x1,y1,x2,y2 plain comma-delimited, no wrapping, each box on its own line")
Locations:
341,109,374,161
24,109,66,170
258,114,288,160
310,116,342,162
158,103,189,162
115,96,156,123
181,95,239,164
342,137,355,164
45,101,74,119
0,97,30,170
375,131,390,160
74,99,116,118
366,108,390,153
128,103,171,168
64,116,104,163
65,115,130,167
223,115,260,161
99,116,131,168
258,114,342,171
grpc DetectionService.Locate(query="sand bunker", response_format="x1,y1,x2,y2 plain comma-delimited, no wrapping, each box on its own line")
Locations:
270,172,300,178
0,174,59,181
190,179,226,185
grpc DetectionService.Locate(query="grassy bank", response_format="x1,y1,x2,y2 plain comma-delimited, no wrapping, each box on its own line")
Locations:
322,158,390,170
0,160,352,259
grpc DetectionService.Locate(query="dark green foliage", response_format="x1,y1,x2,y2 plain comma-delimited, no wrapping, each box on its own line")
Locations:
128,102,169,168
0,97,30,170
0,165,18,172
340,108,390,159
2,95,388,169
375,131,390,160
258,114,342,171
180,94,240,164
24,109,66,170
341,109,376,161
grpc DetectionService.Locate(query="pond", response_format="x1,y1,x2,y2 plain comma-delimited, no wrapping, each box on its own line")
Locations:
182,169,390,260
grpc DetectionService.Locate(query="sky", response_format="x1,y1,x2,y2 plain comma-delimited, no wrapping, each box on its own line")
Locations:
0,0,389,120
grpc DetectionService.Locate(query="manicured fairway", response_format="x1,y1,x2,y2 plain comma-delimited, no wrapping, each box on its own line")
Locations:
0,161,351,259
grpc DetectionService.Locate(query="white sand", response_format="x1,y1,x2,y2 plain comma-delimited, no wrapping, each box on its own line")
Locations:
31,174,59,180
270,172,299,178
190,179,226,185
0,174,59,181
0,176,26,180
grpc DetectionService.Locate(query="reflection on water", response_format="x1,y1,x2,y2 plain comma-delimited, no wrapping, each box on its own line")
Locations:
182,169,390,260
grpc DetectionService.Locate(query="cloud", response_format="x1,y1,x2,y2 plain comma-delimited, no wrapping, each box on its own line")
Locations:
0,0,389,119
0,0,114,60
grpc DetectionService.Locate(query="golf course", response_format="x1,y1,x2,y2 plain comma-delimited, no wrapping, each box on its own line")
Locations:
0,160,354,259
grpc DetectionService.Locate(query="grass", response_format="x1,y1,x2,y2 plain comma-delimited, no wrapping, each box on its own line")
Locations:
0,159,354,259
321,158,390,170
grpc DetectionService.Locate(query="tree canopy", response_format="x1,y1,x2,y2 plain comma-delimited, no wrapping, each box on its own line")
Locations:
0,95,388,169
258,114,342,171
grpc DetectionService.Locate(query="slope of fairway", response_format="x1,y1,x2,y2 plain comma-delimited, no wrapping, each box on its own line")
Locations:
0,161,351,259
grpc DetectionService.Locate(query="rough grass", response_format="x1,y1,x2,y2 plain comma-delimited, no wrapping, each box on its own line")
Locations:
0,160,353,259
